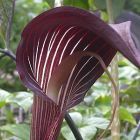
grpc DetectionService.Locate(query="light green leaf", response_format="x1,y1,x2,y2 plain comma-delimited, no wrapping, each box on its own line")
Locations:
88,0,97,10
119,66,138,81
61,125,75,140
10,92,33,112
119,107,136,125
69,112,83,126
121,86,140,105
0,124,30,140
0,89,12,108
61,124,97,140
63,0,89,10
83,117,110,130
79,126,97,140
44,0,54,8
15,92,33,111
61,116,109,140
118,59,129,67
101,11,109,22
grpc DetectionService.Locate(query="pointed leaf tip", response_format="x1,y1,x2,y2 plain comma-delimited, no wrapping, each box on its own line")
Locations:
110,21,140,68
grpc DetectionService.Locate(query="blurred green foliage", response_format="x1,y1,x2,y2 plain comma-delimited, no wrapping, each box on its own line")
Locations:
63,0,89,10
125,0,140,14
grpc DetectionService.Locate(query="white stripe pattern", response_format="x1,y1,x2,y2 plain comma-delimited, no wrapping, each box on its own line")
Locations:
27,25,107,107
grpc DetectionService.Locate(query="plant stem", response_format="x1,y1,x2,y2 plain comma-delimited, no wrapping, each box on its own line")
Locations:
110,55,120,140
65,112,83,140
6,0,16,49
0,48,16,61
106,0,120,140
106,0,114,23
0,0,16,61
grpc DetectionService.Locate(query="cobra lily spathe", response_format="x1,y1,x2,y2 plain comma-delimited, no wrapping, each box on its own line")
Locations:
16,6,140,140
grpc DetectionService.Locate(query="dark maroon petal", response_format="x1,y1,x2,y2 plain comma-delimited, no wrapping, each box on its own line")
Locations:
16,6,140,140
31,95,64,140
111,21,140,68
48,51,116,107
116,11,140,58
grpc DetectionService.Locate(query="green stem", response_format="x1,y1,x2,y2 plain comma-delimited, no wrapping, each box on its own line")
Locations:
110,55,120,140
106,0,120,140
106,0,114,24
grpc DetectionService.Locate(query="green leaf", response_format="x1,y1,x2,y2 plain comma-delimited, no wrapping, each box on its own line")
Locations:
83,117,110,130
79,126,97,140
4,109,15,123
9,92,33,112
88,0,97,10
61,116,109,140
0,89,12,108
121,86,140,105
95,95,111,106
44,0,54,8
119,66,138,81
0,124,30,140
119,107,136,125
63,0,89,10
69,112,83,126
118,59,129,67
61,125,76,140
101,11,109,22
61,124,97,140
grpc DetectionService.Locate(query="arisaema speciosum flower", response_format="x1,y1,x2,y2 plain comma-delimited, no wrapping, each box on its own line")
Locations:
16,7,140,140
